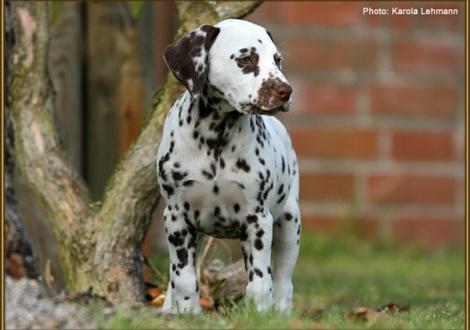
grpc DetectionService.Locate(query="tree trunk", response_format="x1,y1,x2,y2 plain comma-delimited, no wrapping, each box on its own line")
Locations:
85,2,146,199
4,1,40,280
9,0,262,302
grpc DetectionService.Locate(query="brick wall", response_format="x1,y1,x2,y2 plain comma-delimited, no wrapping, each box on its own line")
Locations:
247,1,465,246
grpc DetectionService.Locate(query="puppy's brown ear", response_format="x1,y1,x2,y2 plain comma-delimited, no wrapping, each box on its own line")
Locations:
164,25,220,98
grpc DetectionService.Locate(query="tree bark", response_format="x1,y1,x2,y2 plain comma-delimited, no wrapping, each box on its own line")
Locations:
9,0,262,302
4,1,40,280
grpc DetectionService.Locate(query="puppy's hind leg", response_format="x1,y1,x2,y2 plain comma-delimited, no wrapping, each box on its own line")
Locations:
272,199,301,313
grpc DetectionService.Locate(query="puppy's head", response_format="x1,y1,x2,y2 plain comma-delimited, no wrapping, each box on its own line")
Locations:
164,19,292,115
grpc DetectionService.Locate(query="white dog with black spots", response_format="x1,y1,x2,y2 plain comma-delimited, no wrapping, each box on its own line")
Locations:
156,19,301,314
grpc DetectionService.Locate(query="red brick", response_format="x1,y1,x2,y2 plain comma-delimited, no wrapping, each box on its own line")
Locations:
369,83,458,117
283,38,377,71
300,173,355,201
392,40,462,75
389,11,416,30
368,174,456,205
245,2,280,24
292,82,356,115
392,131,454,161
283,39,352,70
302,213,377,238
278,2,362,27
390,217,464,246
290,127,378,159
302,214,340,231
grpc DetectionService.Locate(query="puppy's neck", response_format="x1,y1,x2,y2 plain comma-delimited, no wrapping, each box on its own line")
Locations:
191,85,250,158
199,84,238,116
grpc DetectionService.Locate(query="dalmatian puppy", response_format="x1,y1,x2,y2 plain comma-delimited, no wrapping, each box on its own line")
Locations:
156,19,300,314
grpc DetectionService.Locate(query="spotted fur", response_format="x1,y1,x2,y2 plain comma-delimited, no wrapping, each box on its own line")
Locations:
157,19,300,314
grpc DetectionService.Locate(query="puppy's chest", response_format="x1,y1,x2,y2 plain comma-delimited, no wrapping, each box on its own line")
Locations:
159,103,293,237
166,109,279,187
171,137,278,195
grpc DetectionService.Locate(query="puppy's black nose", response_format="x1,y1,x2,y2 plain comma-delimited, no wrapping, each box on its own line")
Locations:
275,83,292,102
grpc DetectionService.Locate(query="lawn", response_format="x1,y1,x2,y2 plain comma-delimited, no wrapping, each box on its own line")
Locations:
93,231,465,329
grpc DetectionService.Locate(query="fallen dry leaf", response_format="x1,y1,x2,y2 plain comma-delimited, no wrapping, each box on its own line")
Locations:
147,287,162,300
8,253,25,279
298,305,323,318
379,302,410,313
151,293,166,307
200,297,215,310
347,306,390,322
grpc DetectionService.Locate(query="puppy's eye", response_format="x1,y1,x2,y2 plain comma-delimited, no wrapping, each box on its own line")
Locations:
274,55,282,68
238,56,253,65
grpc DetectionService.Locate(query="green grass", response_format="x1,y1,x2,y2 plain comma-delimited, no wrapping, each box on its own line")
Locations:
94,232,465,329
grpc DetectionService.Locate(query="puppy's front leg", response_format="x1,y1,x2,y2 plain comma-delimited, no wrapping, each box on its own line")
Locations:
162,206,200,314
241,212,274,311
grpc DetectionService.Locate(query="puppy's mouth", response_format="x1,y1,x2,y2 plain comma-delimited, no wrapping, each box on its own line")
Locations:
241,103,290,116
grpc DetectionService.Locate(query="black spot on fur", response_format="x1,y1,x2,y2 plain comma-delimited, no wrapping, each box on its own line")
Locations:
168,231,185,246
201,169,214,180
172,171,187,181
176,248,189,268
254,268,263,277
183,180,194,187
240,223,248,241
236,158,251,172
246,214,258,224
162,184,174,196
234,204,240,213
254,238,263,250
277,194,286,204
